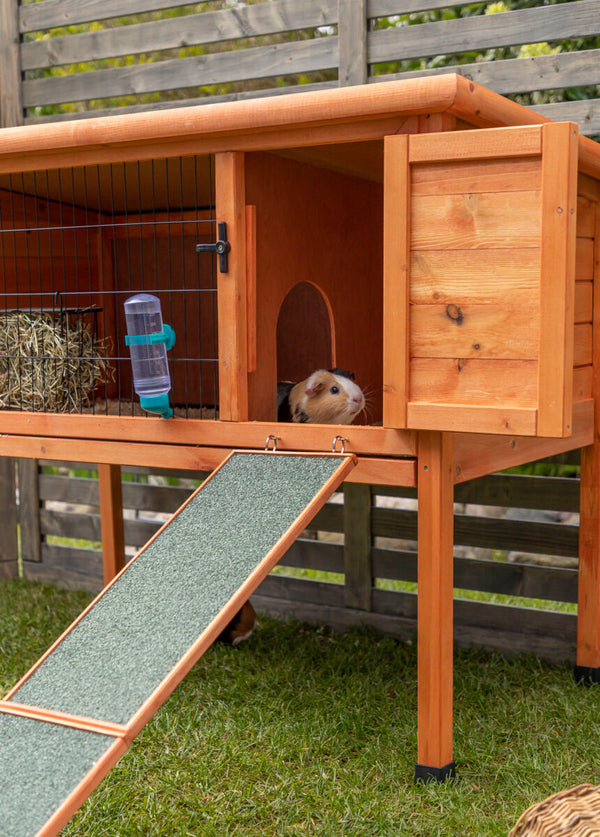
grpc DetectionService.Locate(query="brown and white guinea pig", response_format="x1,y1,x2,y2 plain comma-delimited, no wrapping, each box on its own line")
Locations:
277,368,365,425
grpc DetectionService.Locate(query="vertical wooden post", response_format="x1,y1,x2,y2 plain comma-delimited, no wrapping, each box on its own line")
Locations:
18,459,41,574
383,134,410,429
576,202,600,682
98,463,125,586
338,0,368,87
215,152,248,421
415,431,455,783
0,0,24,128
0,458,18,578
343,483,372,610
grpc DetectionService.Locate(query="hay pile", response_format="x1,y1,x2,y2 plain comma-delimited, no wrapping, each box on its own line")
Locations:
0,310,113,413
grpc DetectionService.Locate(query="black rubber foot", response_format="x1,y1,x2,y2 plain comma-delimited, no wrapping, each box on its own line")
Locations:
414,762,456,784
574,665,600,685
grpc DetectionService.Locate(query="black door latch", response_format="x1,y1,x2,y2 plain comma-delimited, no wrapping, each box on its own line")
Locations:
196,221,230,273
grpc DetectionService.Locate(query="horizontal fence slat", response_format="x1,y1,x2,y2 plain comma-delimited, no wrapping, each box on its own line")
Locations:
254,577,577,662
21,0,338,71
532,99,600,138
372,549,578,604
20,0,201,33
368,0,600,65
368,0,470,16
22,543,104,593
23,79,338,123
373,473,581,512
39,474,99,506
22,35,337,107
36,543,103,576
279,539,345,575
371,508,580,558
39,507,164,547
39,472,194,512
454,474,580,512
371,49,600,96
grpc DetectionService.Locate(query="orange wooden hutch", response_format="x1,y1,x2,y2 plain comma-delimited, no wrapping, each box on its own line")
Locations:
1,74,600,782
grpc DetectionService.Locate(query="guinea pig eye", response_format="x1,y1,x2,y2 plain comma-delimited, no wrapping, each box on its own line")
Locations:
330,386,339,394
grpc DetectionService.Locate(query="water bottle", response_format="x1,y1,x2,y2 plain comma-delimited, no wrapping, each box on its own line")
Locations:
124,293,176,418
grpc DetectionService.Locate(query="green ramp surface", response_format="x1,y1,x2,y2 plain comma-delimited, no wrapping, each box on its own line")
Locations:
0,450,354,837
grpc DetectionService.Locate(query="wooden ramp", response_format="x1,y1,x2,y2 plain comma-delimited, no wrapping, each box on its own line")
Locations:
0,450,355,837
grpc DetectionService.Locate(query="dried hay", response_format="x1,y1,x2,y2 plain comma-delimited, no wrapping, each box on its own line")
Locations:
0,310,113,413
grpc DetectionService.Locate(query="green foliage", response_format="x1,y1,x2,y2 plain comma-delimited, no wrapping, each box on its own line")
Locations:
24,0,336,117
370,0,599,110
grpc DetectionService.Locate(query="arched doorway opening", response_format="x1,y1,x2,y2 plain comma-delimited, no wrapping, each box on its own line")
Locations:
276,282,334,382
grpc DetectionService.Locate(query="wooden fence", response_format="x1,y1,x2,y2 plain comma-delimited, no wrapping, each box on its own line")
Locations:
0,0,599,134
7,456,582,664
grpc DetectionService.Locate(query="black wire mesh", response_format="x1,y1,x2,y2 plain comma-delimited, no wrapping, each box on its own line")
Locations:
0,155,219,417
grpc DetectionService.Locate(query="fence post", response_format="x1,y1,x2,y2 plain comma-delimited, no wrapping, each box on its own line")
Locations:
18,459,42,575
343,482,373,610
0,458,19,578
338,0,368,86
0,0,24,128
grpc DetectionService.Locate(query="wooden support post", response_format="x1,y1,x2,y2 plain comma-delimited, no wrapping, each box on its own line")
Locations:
577,442,600,680
338,0,367,87
343,483,373,610
98,463,125,586
0,458,18,579
215,151,249,422
415,431,456,783
0,0,23,128
576,201,600,683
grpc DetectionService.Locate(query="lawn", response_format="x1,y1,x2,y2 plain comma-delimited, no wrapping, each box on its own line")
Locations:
1,578,599,836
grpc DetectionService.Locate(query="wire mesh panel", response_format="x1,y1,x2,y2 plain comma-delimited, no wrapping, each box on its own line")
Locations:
0,155,219,417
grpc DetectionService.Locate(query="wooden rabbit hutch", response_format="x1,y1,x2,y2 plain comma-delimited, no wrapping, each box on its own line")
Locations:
1,73,600,782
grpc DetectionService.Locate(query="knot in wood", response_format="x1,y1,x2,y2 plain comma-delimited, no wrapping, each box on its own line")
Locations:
446,304,463,325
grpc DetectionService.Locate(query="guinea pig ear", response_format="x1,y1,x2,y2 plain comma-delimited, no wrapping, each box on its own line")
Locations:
305,371,325,398
305,380,324,398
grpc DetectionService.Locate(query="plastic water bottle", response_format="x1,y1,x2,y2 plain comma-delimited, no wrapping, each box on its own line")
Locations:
124,293,175,418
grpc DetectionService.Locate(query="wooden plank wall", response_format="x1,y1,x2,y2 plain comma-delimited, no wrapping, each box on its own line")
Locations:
0,0,598,134
17,458,581,664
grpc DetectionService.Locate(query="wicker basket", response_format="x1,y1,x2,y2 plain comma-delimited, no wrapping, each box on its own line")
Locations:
509,784,600,836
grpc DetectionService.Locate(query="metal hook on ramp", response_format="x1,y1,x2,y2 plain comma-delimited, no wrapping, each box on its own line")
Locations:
332,436,347,454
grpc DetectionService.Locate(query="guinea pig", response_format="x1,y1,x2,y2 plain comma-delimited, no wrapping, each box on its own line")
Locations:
216,600,256,646
277,368,365,425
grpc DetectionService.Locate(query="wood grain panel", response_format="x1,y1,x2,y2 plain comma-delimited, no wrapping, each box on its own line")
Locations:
536,121,578,437
574,322,593,367
577,194,597,238
411,191,541,250
408,124,542,163
576,238,595,280
575,281,593,324
410,156,541,196
409,357,537,407
410,303,538,360
410,249,539,303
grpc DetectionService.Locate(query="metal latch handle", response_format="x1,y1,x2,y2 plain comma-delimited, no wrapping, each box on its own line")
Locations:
196,221,230,273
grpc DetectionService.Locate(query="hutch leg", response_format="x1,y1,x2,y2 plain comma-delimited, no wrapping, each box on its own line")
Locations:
576,442,600,683
98,463,125,586
415,431,456,783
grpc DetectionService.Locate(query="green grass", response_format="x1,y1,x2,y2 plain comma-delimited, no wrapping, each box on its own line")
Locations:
1,578,600,836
